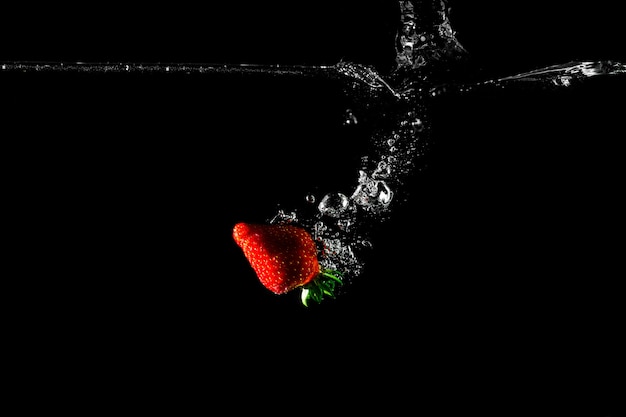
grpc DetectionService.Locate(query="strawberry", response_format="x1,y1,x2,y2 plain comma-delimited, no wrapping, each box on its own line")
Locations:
232,222,343,306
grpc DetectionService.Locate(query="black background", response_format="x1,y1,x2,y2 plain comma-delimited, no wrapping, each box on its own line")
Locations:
2,1,624,414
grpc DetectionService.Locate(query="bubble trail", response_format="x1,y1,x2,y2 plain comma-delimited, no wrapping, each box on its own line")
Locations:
265,0,472,292
263,1,626,298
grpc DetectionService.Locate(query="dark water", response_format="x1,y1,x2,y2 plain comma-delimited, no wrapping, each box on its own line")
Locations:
4,65,624,410
2,1,624,413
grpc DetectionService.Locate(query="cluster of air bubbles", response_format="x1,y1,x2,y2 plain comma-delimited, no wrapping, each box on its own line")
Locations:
351,170,393,210
318,237,363,280
287,160,398,282
343,108,358,126
269,209,297,225
554,76,572,87
270,196,367,284
311,218,367,284
401,112,424,135
314,163,396,222
373,160,392,179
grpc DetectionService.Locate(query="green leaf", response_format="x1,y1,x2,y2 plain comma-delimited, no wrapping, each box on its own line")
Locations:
300,269,344,307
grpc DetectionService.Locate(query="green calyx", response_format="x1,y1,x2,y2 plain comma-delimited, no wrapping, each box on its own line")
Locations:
300,269,344,307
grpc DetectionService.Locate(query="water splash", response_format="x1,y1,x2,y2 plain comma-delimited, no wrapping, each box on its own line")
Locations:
394,0,467,72
260,2,626,296
430,60,626,96
2,0,624,301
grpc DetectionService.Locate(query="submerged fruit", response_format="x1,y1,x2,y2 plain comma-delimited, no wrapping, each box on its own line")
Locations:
233,222,343,306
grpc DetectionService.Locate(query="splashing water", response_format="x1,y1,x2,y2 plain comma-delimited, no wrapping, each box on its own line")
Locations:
2,0,624,301
260,1,626,296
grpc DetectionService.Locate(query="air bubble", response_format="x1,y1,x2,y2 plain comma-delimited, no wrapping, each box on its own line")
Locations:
318,192,350,217
344,108,358,125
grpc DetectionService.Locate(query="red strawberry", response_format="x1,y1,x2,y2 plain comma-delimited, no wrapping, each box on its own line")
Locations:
232,222,343,306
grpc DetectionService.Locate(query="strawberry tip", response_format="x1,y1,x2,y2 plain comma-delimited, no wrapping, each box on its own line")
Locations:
300,269,344,307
